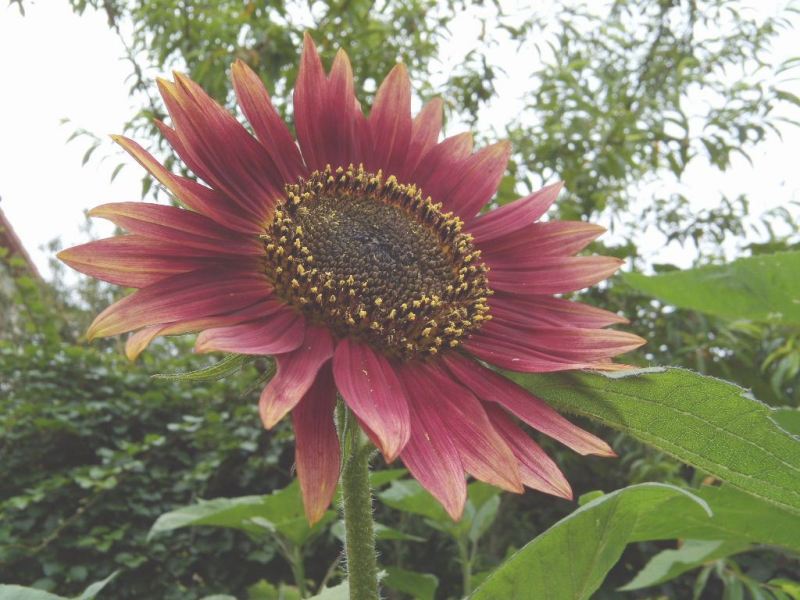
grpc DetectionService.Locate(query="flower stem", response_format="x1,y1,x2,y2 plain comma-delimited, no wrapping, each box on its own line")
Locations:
339,408,379,600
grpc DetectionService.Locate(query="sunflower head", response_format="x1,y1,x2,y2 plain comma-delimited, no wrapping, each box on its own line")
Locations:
58,34,644,523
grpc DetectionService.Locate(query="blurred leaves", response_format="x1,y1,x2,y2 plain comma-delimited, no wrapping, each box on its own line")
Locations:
624,250,800,324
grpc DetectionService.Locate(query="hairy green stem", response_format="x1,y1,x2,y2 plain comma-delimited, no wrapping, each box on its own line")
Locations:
340,409,379,600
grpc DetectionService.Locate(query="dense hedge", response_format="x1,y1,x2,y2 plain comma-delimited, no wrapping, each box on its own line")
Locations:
0,339,302,598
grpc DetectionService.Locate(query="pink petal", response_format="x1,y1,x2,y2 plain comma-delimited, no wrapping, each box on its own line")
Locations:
487,256,624,295
293,33,327,171
231,60,306,184
464,335,593,372
484,403,572,499
293,35,360,170
125,325,165,360
367,64,412,177
400,98,443,181
443,353,615,456
259,326,335,428
124,302,276,360
399,361,522,493
158,74,282,223
113,135,258,233
195,304,305,355
412,132,474,203
399,389,467,520
467,182,563,243
87,268,273,340
58,236,250,288
481,221,606,258
475,320,645,363
444,141,512,222
332,338,411,462
489,295,628,329
89,203,261,256
324,49,359,169
292,365,340,525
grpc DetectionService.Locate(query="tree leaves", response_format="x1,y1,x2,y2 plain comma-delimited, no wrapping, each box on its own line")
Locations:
623,251,800,324
511,368,800,513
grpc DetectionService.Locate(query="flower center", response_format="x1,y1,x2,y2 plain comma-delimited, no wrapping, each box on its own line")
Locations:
262,165,491,359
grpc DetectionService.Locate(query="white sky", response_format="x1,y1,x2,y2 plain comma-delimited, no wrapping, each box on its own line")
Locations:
1,1,798,277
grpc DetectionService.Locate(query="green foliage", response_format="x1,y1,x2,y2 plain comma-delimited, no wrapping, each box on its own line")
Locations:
511,367,800,513
0,338,297,599
625,251,800,324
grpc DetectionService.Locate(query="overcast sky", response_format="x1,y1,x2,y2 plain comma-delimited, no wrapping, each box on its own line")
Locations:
1,1,798,277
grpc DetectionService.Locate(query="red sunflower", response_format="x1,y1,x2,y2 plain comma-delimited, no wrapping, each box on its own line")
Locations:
59,34,644,524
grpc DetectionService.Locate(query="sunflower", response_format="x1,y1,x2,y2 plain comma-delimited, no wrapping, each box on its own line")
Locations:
59,34,644,523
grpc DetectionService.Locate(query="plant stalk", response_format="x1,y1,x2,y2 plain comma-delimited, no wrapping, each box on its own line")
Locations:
339,409,379,600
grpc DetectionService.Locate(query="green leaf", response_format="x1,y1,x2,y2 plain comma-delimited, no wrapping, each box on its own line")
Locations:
377,479,501,542
329,520,425,543
0,572,117,600
0,588,64,600
307,581,348,600
148,481,334,546
620,539,749,591
623,251,800,324
470,483,711,600
383,567,438,600
152,354,254,382
76,572,118,600
510,368,800,513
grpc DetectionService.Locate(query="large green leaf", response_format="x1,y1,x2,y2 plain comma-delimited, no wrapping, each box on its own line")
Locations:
510,368,800,513
148,481,334,546
623,251,800,324
470,483,711,600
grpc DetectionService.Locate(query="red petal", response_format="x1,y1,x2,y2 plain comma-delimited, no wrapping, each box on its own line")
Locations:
412,132,474,203
124,302,276,360
367,64,412,177
464,335,592,372
87,268,272,340
58,236,250,288
294,36,360,170
475,320,645,363
399,390,466,520
332,339,410,461
399,361,522,493
400,98,443,181
195,305,305,355
481,221,606,258
484,403,572,499
489,295,628,329
113,135,259,233
158,74,282,223
444,141,512,222
467,182,563,243
259,326,335,428
89,203,261,255
487,256,624,295
292,365,340,525
293,33,327,171
443,353,615,456
231,60,306,183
